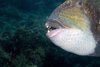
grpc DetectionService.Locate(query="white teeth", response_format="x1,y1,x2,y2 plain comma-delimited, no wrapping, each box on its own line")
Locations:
48,30,50,33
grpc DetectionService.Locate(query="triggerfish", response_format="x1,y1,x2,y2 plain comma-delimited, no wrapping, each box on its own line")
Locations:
45,0,100,56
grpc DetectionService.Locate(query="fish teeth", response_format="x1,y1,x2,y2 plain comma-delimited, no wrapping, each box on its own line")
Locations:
48,30,50,33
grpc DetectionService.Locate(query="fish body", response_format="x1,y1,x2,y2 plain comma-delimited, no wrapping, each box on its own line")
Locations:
45,0,100,56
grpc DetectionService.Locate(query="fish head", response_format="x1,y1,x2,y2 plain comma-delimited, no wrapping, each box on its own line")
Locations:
45,0,100,56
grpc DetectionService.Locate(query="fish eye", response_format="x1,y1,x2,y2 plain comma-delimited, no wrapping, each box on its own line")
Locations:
76,1,83,7
78,1,82,5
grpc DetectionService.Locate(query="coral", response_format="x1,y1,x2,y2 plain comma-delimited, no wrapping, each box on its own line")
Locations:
0,4,48,67
73,64,83,67
11,54,28,67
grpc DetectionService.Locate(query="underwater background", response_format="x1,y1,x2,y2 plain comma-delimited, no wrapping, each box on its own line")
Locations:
0,0,100,67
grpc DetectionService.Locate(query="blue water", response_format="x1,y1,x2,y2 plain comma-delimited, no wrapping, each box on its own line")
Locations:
0,0,100,67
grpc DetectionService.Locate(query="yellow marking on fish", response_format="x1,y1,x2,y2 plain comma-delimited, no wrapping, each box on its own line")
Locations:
66,0,73,4
58,1,67,9
70,16,80,20
84,6,92,18
58,7,86,30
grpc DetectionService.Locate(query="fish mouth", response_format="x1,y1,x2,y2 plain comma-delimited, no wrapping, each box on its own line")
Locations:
46,28,64,38
45,19,66,38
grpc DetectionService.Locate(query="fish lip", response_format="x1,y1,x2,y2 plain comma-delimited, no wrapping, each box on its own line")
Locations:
46,28,64,38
